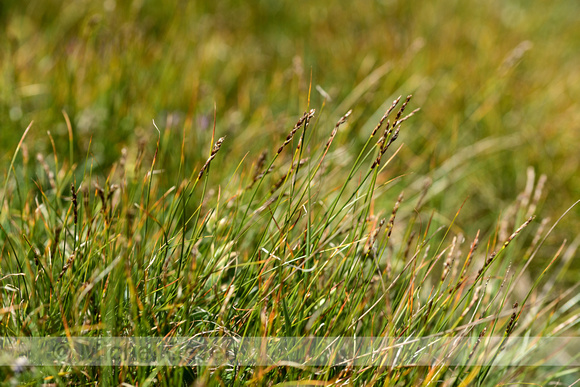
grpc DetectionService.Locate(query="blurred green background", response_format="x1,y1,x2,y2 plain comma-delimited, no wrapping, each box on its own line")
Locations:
1,0,579,277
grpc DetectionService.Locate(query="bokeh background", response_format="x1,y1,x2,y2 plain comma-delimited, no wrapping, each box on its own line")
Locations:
1,0,579,280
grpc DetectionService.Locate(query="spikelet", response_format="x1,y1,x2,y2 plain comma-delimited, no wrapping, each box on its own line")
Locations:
276,109,315,155
197,136,226,180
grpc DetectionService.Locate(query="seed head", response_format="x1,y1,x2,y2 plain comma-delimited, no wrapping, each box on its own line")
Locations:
371,96,401,138
277,109,315,155
198,136,226,180
71,182,78,225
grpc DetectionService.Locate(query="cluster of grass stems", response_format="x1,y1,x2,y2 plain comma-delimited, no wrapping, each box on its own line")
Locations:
1,96,579,386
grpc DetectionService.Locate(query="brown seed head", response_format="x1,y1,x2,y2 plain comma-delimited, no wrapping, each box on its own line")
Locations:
371,96,401,137
198,136,226,180
277,109,315,155
394,94,412,123
325,110,352,149
71,182,78,225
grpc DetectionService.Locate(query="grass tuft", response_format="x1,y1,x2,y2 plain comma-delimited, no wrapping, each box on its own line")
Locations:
0,99,578,385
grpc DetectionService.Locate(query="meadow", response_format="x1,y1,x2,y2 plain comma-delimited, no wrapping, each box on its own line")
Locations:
1,0,579,385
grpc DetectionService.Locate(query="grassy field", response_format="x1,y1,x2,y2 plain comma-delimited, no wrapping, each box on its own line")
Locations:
1,0,580,385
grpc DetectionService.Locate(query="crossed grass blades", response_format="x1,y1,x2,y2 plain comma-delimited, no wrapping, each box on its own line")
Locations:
1,96,578,385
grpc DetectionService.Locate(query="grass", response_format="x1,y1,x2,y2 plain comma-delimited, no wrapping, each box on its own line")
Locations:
1,0,580,384
1,95,579,385
3,0,580,247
